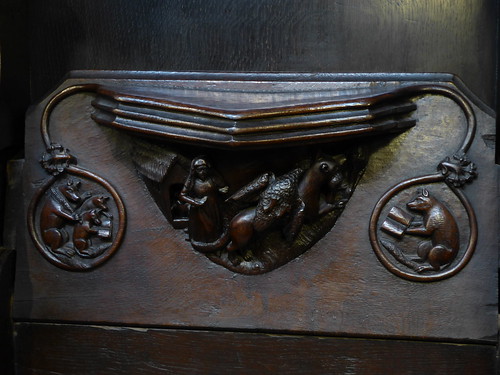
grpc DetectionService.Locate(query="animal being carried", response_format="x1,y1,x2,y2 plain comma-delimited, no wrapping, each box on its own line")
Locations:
73,208,103,256
40,179,83,253
227,168,305,255
381,189,459,273
40,178,113,258
226,157,347,258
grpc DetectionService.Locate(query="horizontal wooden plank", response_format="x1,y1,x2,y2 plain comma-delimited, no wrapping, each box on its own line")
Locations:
15,322,496,375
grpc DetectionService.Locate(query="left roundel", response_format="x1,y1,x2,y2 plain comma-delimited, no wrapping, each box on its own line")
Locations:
28,171,126,271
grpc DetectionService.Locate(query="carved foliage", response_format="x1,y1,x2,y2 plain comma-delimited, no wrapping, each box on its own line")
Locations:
438,153,477,187
40,143,76,176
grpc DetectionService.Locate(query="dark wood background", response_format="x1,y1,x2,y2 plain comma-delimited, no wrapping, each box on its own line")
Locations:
1,1,499,373
3,1,500,107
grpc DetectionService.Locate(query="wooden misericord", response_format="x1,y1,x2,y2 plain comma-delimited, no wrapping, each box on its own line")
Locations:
14,72,498,372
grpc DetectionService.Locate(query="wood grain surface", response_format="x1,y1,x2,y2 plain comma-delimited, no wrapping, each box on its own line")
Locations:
28,0,497,110
6,2,499,373
14,73,498,345
14,322,497,375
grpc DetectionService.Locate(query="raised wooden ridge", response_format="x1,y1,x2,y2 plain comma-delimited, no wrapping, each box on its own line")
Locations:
91,83,417,149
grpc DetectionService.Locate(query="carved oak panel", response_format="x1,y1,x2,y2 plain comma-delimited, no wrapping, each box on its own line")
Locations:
15,72,497,344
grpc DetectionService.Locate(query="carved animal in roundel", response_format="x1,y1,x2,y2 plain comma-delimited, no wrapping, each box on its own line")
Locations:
73,209,102,255
405,189,459,272
80,195,111,217
40,179,82,251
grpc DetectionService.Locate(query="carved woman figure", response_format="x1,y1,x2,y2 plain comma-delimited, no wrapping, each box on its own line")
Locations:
180,157,228,245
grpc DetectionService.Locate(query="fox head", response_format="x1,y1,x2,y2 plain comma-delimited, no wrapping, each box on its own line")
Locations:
81,209,102,226
59,179,81,202
407,189,434,212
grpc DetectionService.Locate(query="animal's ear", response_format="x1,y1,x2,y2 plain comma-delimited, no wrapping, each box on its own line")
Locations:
422,188,429,197
75,180,81,189
103,196,109,201
320,162,330,173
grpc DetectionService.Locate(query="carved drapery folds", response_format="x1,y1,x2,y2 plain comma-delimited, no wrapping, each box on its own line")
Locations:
27,73,479,277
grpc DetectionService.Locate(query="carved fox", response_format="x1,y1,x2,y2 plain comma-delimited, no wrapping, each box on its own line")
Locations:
80,195,111,218
405,189,459,272
73,209,102,255
227,168,305,253
190,158,347,259
40,179,82,251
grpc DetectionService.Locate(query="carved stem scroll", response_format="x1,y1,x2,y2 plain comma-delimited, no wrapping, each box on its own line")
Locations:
27,74,479,277
369,85,478,281
29,84,126,271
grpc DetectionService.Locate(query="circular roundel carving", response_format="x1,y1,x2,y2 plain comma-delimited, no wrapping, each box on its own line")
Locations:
28,167,126,271
369,175,477,282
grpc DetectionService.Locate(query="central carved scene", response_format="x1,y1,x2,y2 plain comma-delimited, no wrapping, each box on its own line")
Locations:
132,141,367,274
91,79,419,273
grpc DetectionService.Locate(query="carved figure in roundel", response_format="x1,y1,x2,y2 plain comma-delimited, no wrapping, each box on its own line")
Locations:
31,176,123,271
405,189,459,271
380,188,460,273
371,183,476,281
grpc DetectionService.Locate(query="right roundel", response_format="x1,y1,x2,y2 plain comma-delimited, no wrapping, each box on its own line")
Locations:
369,178,477,282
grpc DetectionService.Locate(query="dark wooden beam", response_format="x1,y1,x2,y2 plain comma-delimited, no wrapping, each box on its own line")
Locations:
0,249,15,375
15,322,497,375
